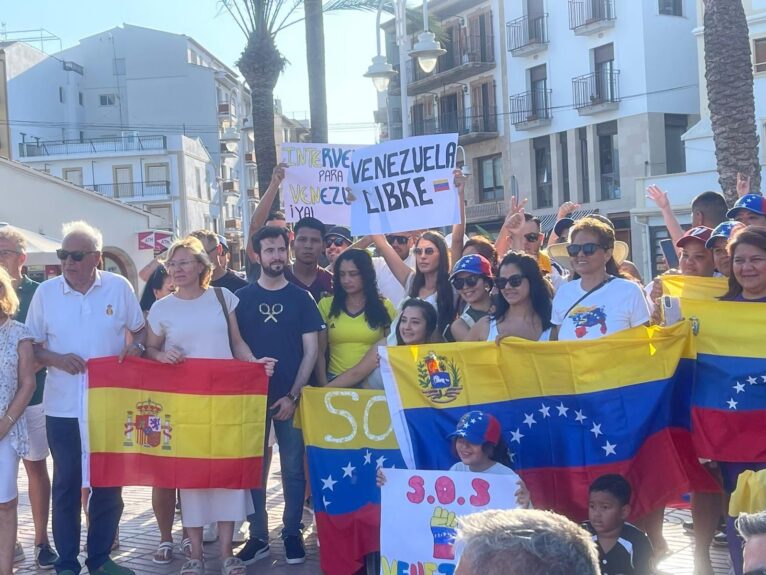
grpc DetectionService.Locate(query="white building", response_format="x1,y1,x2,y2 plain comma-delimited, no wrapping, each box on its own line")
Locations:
635,0,766,280
505,0,699,265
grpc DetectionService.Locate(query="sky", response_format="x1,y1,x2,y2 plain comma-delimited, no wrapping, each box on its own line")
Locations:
0,0,383,144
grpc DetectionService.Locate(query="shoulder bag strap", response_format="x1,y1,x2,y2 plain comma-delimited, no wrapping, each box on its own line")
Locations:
213,287,234,355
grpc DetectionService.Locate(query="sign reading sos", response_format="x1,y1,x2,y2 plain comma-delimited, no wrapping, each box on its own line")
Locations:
406,475,491,508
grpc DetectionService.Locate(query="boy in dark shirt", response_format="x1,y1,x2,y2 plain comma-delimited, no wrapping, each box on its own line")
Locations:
582,474,654,575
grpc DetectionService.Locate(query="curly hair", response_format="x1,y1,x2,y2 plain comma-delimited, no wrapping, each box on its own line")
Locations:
569,217,623,277
410,231,455,335
492,251,553,330
329,248,392,329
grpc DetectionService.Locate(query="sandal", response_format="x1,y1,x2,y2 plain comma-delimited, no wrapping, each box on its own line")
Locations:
180,559,204,575
153,542,174,565
180,538,192,558
221,557,246,575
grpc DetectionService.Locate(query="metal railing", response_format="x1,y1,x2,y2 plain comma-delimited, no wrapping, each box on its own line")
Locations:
19,135,167,158
569,0,616,30
572,70,620,109
86,180,170,199
410,107,498,137
507,14,549,53
509,90,552,125
408,34,495,83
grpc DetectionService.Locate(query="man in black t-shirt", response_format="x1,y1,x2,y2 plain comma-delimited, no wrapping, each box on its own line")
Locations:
189,230,248,292
234,226,325,566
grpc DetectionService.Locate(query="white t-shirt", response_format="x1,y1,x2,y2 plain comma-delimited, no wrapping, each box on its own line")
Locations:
25,271,145,418
449,461,517,475
373,251,415,308
551,277,650,341
147,288,237,359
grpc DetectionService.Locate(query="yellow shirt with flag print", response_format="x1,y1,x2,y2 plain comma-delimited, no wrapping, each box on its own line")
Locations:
318,296,397,376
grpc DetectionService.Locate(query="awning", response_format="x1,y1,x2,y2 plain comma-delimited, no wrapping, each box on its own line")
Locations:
538,209,597,234
0,223,61,266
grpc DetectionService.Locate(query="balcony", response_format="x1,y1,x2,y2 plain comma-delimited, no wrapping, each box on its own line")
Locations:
246,188,258,199
507,14,549,57
572,70,620,115
19,135,167,158
220,142,238,158
225,218,242,232
222,180,240,196
410,107,498,145
407,35,495,95
244,152,256,165
85,180,170,200
218,102,237,118
569,0,616,35
510,90,553,130
466,200,505,223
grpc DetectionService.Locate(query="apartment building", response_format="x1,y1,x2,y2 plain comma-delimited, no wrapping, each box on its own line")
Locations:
636,0,766,279
376,0,512,232
506,0,699,266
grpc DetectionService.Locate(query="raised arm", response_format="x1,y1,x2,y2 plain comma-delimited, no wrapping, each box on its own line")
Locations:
138,257,162,283
495,196,528,258
547,201,580,246
246,163,287,263
450,170,468,266
646,185,685,247
371,234,413,287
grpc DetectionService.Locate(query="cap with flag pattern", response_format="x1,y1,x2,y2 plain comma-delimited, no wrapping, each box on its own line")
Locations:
447,410,501,446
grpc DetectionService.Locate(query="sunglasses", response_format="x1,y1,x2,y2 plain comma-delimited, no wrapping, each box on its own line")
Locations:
524,233,541,243
326,238,348,248
495,274,525,289
56,249,98,262
387,235,409,245
566,243,605,257
414,247,436,256
451,275,483,290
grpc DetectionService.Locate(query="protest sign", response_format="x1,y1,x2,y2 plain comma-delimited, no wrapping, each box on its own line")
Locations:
349,134,459,235
281,143,358,224
380,468,518,575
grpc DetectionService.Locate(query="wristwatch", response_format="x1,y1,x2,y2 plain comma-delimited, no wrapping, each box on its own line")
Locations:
133,342,146,355
287,392,300,405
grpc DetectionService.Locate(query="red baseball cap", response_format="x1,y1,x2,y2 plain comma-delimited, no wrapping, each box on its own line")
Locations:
676,226,713,249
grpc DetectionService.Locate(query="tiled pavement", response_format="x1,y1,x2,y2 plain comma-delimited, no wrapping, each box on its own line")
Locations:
14,453,731,575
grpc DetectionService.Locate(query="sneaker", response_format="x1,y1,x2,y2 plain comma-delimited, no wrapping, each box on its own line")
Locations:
35,543,59,569
89,558,136,575
235,537,270,565
283,534,306,565
13,542,24,564
232,521,247,545
713,530,728,547
203,522,218,543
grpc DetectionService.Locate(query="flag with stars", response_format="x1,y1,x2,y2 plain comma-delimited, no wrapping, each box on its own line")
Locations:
296,388,404,575
679,296,766,462
379,322,718,521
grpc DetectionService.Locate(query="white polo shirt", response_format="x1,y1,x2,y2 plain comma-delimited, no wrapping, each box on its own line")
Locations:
25,271,145,418
373,251,415,308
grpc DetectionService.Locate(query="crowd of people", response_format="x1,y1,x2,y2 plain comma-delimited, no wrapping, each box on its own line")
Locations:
1,162,766,575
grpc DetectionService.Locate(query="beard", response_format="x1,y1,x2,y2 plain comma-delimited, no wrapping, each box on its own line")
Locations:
262,262,284,278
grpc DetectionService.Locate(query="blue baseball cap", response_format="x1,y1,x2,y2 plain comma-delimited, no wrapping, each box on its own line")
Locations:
449,254,493,280
727,194,766,219
705,221,744,249
447,410,501,446
554,217,575,237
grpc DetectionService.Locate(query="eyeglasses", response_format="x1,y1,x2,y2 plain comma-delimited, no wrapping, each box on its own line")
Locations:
450,276,482,290
387,235,409,245
166,259,198,270
414,247,436,256
0,250,21,257
566,243,605,257
495,274,526,289
56,249,98,262
524,233,541,243
326,238,348,248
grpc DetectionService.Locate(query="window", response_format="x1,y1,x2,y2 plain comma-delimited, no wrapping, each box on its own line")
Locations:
754,38,766,73
113,58,126,76
597,121,620,200
659,0,682,16
78,92,84,106
99,94,116,106
664,114,688,174
195,167,203,199
579,127,590,203
62,168,83,186
594,44,616,102
479,155,504,202
559,132,570,202
533,136,552,208
529,64,548,119
113,166,133,198
59,87,65,103
145,163,169,183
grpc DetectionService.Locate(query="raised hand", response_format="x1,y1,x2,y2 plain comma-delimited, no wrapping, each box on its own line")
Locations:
736,172,751,198
646,185,670,210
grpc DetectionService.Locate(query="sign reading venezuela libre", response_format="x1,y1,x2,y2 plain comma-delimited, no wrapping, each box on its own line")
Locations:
86,357,268,489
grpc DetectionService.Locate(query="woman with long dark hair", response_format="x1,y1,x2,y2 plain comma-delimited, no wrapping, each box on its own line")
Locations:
468,251,553,342
315,248,395,387
139,265,174,315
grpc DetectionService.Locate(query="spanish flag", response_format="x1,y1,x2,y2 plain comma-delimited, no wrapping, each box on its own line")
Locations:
297,388,403,575
380,323,718,520
87,357,268,489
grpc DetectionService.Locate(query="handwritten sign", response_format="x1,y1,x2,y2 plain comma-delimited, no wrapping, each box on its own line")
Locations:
281,143,358,224
349,134,459,235
380,469,518,575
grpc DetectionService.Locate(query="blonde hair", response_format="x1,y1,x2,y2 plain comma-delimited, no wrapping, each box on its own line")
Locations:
62,220,103,251
189,229,219,250
0,227,27,253
0,267,19,317
163,236,213,288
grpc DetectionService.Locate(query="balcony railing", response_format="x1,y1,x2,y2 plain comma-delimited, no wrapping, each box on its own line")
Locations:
408,34,495,83
410,107,498,137
244,152,256,164
225,218,242,231
246,188,257,199
572,70,620,110
507,14,549,54
218,102,236,117
86,180,170,199
222,180,240,193
510,90,552,126
569,0,616,31
19,135,167,158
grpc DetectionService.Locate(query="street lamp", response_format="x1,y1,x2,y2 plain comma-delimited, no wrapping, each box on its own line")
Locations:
410,2,445,74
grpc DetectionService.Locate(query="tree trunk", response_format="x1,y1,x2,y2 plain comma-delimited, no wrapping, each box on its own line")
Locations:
704,0,761,203
305,0,328,143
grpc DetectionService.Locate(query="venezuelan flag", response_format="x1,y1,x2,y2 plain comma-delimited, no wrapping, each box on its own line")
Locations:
297,388,403,575
380,323,718,520
677,294,766,462
87,357,268,489
661,275,728,300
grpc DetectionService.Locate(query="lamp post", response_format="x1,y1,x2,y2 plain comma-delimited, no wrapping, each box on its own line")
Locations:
365,0,445,140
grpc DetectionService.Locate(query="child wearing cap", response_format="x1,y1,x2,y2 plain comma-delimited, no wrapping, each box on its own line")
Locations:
377,410,531,508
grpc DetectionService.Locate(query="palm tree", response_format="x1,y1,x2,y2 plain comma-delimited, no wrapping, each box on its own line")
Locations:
704,0,761,203
305,0,328,143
